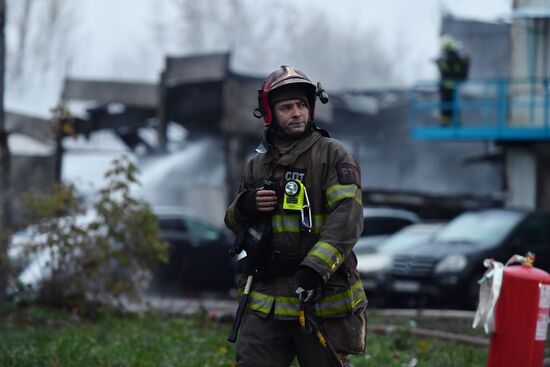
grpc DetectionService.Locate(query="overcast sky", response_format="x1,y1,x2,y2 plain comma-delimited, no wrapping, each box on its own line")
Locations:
7,0,513,117
73,0,513,80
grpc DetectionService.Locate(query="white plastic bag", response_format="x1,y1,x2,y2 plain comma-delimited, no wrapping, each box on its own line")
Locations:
472,258,504,333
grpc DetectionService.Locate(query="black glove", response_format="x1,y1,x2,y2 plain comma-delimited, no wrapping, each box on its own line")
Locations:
294,266,323,303
237,190,258,218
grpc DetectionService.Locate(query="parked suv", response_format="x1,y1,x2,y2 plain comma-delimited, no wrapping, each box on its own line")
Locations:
356,222,444,305
381,208,550,309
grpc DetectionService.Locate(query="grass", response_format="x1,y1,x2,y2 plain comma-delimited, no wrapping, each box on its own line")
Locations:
0,306,489,367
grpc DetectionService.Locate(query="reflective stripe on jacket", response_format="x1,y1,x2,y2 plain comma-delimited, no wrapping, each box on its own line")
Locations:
246,279,366,318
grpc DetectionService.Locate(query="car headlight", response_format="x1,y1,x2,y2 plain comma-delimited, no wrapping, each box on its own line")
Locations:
434,254,467,273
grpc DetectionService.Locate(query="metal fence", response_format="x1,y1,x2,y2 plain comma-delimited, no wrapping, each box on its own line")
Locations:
410,78,550,140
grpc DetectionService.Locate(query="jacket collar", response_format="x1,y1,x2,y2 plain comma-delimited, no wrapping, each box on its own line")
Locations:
258,130,322,167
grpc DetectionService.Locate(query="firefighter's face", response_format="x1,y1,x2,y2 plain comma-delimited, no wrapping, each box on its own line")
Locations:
273,99,309,136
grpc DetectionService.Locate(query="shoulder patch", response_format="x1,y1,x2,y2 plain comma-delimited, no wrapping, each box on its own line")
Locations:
336,163,361,186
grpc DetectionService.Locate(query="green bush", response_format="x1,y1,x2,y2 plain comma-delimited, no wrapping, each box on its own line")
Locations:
11,155,168,311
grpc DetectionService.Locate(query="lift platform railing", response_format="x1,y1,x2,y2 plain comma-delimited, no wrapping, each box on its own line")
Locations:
410,77,550,140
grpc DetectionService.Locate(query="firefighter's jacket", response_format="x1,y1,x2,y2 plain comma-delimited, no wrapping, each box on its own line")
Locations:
225,130,367,320
436,50,469,89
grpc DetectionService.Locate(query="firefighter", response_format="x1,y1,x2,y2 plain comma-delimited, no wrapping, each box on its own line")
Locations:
436,34,470,125
225,65,367,367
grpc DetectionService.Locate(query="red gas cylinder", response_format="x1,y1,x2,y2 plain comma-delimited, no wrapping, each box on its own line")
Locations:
487,258,550,367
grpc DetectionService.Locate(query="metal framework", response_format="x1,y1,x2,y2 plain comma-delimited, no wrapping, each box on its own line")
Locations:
410,77,550,141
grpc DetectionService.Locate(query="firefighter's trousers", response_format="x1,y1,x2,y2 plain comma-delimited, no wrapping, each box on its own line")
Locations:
236,307,366,367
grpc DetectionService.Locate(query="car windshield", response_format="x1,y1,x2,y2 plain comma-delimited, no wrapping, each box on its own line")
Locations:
362,217,415,236
379,225,441,254
432,211,526,247
159,216,221,241
184,218,221,241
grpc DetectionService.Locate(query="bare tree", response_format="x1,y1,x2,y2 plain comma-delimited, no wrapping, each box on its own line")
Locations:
9,0,32,82
172,0,225,52
1,0,75,302
33,0,76,74
281,10,399,89
167,0,398,87
6,0,76,92
221,0,301,71
0,0,9,306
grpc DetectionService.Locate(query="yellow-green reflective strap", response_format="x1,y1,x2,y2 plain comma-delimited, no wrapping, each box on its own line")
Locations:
317,280,366,316
309,241,344,270
326,184,362,208
272,214,300,233
225,205,239,229
443,80,456,88
272,214,327,234
350,279,367,308
274,296,301,316
246,281,366,317
247,291,273,314
313,214,327,233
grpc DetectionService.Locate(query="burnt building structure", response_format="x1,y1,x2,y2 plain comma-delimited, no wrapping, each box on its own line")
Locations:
54,50,502,222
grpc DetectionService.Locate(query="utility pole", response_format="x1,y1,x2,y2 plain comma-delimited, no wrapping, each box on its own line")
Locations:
0,0,9,305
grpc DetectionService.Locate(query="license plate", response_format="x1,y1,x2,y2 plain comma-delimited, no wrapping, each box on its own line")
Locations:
393,280,420,292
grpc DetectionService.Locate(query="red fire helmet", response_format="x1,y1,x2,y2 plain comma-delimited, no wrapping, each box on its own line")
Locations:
255,65,322,127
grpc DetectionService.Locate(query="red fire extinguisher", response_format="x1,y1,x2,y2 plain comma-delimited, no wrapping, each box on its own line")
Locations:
487,253,550,367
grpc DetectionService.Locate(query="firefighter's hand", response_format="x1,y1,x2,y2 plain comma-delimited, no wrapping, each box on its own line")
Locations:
294,266,323,303
256,189,277,213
